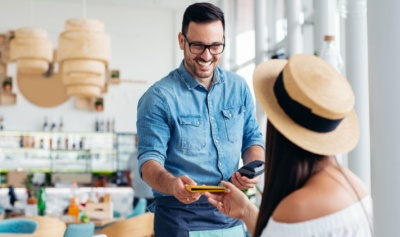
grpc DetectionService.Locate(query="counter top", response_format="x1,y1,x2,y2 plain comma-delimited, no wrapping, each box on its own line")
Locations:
0,187,134,218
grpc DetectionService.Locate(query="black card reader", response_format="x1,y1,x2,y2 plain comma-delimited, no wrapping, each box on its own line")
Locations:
237,160,265,179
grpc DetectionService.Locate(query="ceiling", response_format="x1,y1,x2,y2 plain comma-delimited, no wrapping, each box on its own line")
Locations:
47,0,219,11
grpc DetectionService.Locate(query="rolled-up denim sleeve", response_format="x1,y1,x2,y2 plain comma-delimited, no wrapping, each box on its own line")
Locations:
136,86,171,176
242,82,265,152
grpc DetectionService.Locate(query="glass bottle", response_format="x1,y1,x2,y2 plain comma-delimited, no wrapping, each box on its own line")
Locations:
42,116,49,132
319,35,344,73
37,186,46,216
59,117,64,132
67,197,80,221
0,115,4,130
95,118,100,132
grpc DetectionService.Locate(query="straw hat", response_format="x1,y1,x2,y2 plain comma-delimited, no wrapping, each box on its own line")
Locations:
253,54,359,155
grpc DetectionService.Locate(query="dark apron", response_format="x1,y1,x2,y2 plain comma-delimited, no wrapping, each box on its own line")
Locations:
151,195,246,237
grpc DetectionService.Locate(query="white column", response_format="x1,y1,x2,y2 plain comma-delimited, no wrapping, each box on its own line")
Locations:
285,0,303,56
254,0,267,65
254,0,268,205
174,10,183,67
340,0,371,191
254,0,267,144
229,0,238,70
266,0,276,49
314,0,337,56
254,0,267,139
218,0,229,69
368,0,400,235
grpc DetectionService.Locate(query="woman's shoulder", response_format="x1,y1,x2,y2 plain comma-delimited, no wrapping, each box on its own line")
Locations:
272,167,369,223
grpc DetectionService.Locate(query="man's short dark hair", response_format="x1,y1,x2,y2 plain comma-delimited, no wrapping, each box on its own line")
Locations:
181,2,225,36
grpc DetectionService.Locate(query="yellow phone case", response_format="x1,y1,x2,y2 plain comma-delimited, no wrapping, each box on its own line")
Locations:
185,185,227,192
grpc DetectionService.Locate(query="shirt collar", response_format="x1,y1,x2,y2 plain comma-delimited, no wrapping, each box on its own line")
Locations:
178,61,224,90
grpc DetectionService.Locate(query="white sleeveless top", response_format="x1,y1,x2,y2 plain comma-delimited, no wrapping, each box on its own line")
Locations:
260,195,373,237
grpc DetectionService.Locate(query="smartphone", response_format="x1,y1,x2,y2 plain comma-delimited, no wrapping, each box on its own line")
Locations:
236,160,265,179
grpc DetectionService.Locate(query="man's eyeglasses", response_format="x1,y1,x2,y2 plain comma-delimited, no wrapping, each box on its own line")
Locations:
182,34,225,55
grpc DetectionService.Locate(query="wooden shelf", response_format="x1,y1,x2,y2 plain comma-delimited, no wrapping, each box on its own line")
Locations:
108,78,120,84
75,97,93,109
75,97,104,112
0,46,10,63
0,34,7,46
0,62,6,76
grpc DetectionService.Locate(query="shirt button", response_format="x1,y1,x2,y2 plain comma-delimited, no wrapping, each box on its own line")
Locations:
215,139,218,143
219,163,222,167
196,122,200,125
229,113,232,117
211,117,214,120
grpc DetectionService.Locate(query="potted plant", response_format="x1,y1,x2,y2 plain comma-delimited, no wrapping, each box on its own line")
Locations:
2,77,12,92
111,70,119,79
23,173,37,204
94,98,104,111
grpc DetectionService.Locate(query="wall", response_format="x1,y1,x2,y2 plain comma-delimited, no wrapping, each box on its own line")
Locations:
0,0,189,133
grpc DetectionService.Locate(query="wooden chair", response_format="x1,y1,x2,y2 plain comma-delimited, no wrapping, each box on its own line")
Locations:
101,212,154,237
0,208,4,221
26,216,67,237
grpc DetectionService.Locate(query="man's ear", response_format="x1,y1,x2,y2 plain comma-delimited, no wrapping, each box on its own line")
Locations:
178,32,185,50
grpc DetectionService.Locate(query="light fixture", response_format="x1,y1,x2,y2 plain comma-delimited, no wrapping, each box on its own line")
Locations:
58,18,111,98
10,27,53,73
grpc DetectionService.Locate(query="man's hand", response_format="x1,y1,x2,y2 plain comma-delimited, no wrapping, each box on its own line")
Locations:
230,171,259,190
171,175,202,204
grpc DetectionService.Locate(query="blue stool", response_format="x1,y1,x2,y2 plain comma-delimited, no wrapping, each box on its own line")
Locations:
0,218,39,233
126,198,147,219
63,222,95,237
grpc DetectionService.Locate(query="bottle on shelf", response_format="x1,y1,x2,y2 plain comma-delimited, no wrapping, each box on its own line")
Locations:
57,137,62,150
0,115,4,130
95,118,100,132
319,35,344,73
106,118,111,132
79,137,85,149
111,118,115,132
49,137,53,149
50,118,57,132
59,117,64,132
37,186,46,216
39,138,44,149
65,136,69,150
42,117,49,132
19,135,23,148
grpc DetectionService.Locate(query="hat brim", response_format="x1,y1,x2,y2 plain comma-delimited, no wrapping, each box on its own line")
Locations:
253,59,359,155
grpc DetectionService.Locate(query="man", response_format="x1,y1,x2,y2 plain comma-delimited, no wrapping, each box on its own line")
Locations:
126,134,154,209
137,2,264,236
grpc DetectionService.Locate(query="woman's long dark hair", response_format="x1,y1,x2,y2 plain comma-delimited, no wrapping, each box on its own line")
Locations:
253,121,324,237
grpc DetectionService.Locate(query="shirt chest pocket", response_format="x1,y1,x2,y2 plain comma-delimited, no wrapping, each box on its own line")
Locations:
178,116,206,150
221,106,245,143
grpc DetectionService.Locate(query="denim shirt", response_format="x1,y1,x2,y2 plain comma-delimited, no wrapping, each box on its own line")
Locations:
137,62,264,197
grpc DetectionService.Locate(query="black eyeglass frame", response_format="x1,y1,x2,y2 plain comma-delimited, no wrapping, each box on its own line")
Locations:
182,34,225,55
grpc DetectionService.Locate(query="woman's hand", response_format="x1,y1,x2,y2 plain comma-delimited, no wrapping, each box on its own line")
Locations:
206,180,259,235
205,181,251,219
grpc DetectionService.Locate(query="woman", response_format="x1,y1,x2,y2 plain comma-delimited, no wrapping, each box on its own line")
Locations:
205,54,373,237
